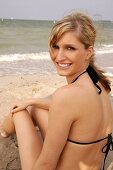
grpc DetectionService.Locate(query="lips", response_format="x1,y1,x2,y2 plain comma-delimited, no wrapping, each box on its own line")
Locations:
56,62,71,69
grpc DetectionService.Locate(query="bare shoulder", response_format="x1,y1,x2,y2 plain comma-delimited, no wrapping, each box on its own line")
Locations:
51,84,86,119
52,85,78,104
52,85,72,101
52,84,88,103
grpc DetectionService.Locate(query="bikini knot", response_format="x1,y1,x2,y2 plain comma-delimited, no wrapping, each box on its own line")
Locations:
102,134,113,170
102,134,113,153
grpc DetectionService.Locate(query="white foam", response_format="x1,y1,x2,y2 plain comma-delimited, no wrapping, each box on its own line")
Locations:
103,67,113,77
104,72,113,77
0,52,50,62
96,49,113,54
103,44,113,48
96,44,113,54
0,44,113,62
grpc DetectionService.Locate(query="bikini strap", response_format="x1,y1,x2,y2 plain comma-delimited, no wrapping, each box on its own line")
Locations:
71,66,102,94
86,66,102,94
68,134,113,170
71,70,87,83
67,135,108,145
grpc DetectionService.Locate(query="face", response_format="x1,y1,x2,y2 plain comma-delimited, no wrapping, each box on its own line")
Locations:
50,31,92,83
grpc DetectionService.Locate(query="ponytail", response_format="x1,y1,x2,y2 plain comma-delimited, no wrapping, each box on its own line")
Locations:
89,55,111,93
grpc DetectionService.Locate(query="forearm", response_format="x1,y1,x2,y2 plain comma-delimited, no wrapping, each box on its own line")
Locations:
32,144,57,170
26,95,52,110
10,94,53,114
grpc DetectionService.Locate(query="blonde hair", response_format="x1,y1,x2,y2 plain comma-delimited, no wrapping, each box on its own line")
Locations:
49,12,111,92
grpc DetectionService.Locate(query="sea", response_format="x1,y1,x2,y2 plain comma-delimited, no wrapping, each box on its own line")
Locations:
0,19,113,76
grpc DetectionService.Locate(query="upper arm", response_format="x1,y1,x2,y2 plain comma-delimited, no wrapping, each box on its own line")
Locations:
34,87,75,169
32,94,53,110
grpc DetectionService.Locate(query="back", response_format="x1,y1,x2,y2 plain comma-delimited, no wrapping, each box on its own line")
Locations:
56,73,113,170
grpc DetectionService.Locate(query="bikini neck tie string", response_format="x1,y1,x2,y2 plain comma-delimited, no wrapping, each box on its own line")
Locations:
86,65,102,94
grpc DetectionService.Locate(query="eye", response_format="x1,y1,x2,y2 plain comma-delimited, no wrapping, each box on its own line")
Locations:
68,47,76,50
52,44,59,49
67,46,76,51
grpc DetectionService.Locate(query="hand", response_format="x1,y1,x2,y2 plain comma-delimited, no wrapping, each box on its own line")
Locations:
10,100,30,115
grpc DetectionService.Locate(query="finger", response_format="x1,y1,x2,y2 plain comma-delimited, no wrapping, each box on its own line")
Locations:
13,106,18,109
10,105,18,112
11,107,21,113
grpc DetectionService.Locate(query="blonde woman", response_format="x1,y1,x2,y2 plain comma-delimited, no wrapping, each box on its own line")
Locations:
0,12,113,170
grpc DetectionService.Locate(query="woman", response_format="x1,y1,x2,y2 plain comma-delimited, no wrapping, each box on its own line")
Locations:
0,12,113,170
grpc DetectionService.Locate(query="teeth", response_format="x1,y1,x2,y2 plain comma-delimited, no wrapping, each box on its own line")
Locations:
58,63,70,68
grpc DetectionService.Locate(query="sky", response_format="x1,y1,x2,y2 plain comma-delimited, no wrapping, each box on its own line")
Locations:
0,0,113,21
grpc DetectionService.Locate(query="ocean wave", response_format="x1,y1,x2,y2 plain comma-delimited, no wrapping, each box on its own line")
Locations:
103,67,113,77
96,44,113,54
103,44,113,48
0,44,113,63
104,72,113,77
0,52,113,77
0,52,50,62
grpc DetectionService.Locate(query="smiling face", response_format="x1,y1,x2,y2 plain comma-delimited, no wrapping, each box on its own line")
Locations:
49,12,96,83
50,31,92,83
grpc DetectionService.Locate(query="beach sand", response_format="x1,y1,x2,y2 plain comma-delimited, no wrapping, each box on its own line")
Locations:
0,73,113,170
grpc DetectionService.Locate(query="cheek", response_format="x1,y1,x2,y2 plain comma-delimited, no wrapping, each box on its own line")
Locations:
73,52,86,66
50,53,55,61
71,52,82,62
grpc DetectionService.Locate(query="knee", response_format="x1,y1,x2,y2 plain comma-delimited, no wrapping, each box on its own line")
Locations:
2,113,15,134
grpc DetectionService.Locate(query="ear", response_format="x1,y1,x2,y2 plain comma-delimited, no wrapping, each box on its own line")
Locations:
86,46,93,60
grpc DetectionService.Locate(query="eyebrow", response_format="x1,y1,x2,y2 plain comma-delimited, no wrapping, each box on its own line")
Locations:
63,43,77,48
56,43,76,47
64,43,76,46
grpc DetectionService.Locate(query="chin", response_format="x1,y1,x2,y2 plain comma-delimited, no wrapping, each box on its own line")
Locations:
56,69,69,76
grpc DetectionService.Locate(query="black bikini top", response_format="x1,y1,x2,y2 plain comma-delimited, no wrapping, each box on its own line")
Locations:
71,65,102,94
67,134,113,170
68,65,113,170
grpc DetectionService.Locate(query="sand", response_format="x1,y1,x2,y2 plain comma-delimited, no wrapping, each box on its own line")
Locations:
0,73,113,170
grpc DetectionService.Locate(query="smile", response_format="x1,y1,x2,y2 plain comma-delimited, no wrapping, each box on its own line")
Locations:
56,62,71,69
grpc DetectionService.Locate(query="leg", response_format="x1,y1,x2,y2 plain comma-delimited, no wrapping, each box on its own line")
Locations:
30,106,48,139
0,106,48,139
0,113,15,137
1,107,49,169
13,109,43,170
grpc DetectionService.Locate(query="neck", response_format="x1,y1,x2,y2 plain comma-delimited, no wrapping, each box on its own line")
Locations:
66,69,87,84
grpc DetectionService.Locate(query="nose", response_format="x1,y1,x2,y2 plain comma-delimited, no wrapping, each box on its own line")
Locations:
56,49,66,61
